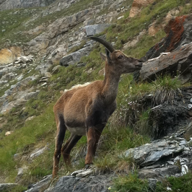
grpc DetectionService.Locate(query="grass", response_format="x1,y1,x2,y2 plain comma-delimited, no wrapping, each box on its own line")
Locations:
111,172,192,192
111,173,150,192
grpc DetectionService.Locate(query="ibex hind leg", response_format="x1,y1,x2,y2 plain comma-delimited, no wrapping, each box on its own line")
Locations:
61,134,82,166
52,114,66,177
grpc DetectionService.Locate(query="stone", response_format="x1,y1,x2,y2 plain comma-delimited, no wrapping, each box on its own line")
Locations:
142,15,191,61
45,72,52,78
47,173,114,192
139,166,181,179
0,0,56,10
60,44,92,66
83,24,111,36
30,145,49,160
0,183,18,191
17,165,28,176
25,175,52,192
52,65,61,74
0,46,22,65
129,0,155,18
5,131,13,136
123,139,185,166
139,42,192,82
25,116,35,122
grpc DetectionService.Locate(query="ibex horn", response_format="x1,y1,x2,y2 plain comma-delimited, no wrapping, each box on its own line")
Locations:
90,36,115,53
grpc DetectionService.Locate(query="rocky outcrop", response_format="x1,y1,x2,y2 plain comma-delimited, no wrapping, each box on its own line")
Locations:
0,0,56,10
0,47,23,65
144,15,192,60
124,123,192,180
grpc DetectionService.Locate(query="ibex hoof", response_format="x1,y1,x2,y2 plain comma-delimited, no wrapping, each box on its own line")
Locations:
85,163,93,169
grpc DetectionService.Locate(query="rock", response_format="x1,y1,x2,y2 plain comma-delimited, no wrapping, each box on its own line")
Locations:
139,42,192,82
17,165,28,177
47,173,114,192
129,0,155,18
0,46,22,65
52,65,61,74
143,15,191,61
15,55,34,64
83,24,111,36
25,9,93,55
35,61,53,75
21,91,40,100
139,166,181,179
0,0,56,10
123,139,185,166
30,145,49,160
5,131,13,136
148,104,189,139
60,44,92,66
25,116,36,122
45,72,52,78
25,175,52,192
0,183,18,191
71,168,95,177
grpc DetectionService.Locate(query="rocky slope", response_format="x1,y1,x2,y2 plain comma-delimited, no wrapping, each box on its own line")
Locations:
0,0,192,192
0,0,56,10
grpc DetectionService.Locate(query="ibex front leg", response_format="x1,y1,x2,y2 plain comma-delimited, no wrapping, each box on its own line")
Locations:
85,126,104,166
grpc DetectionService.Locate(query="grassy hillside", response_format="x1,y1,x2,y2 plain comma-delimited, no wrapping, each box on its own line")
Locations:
0,0,192,191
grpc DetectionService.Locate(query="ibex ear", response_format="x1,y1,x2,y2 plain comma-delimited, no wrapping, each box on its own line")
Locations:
105,49,112,64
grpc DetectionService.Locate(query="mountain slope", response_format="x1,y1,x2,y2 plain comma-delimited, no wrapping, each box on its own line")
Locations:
0,0,192,191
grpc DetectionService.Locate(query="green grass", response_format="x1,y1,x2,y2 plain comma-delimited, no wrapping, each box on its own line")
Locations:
111,173,150,192
111,172,192,192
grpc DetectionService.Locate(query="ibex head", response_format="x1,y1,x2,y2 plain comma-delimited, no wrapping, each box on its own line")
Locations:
90,36,142,74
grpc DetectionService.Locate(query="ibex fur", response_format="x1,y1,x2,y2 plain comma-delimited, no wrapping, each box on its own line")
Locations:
52,36,142,177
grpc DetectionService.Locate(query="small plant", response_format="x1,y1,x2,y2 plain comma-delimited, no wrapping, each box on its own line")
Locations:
94,154,117,173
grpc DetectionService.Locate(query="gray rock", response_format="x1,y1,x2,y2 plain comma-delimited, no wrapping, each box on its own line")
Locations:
30,145,49,160
52,65,61,74
0,183,18,191
47,173,113,192
25,175,52,192
139,166,181,179
60,44,92,66
83,24,111,36
0,0,56,10
123,139,185,166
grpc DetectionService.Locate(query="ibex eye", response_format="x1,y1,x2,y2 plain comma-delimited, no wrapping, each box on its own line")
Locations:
118,55,123,59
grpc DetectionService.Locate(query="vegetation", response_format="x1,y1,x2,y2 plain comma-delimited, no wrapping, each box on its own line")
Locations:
0,0,192,191
111,172,192,192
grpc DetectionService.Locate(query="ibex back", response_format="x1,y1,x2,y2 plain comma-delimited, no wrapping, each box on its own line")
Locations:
52,36,142,177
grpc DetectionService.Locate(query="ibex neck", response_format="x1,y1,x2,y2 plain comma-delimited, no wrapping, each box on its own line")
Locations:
102,68,120,104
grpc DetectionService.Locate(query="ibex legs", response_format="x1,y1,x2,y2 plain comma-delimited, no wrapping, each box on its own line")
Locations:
52,114,66,177
61,134,82,165
85,125,104,165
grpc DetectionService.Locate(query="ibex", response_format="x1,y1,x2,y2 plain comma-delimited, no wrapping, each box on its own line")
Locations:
52,36,142,177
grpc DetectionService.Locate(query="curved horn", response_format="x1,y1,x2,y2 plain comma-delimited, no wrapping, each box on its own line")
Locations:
89,36,115,53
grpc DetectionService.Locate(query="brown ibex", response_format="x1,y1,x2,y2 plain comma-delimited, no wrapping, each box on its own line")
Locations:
52,36,142,177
